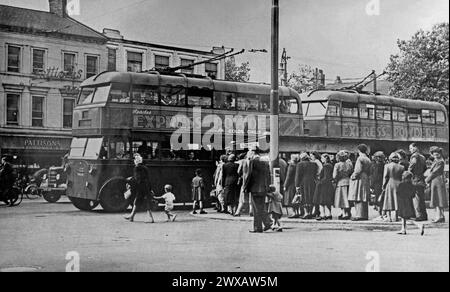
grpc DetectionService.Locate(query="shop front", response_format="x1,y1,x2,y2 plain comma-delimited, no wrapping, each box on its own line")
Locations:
0,135,71,174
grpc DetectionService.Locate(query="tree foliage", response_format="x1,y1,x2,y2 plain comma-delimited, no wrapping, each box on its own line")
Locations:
287,65,316,93
225,57,251,82
386,22,449,106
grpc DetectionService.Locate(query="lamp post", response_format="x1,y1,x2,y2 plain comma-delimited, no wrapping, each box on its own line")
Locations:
270,0,280,188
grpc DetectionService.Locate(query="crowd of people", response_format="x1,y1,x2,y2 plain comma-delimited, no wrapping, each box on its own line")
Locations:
211,143,449,234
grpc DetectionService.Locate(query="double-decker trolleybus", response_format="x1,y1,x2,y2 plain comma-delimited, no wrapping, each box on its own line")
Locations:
66,71,302,212
298,90,449,155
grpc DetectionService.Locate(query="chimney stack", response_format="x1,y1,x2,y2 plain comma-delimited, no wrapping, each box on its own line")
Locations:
49,0,68,17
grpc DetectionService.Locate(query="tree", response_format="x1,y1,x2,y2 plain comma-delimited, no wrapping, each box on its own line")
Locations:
386,22,449,106
287,65,316,93
225,57,251,82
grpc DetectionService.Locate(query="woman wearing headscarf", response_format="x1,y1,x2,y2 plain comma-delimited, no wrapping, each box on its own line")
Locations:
314,154,336,220
348,144,372,221
334,151,353,220
426,147,448,223
284,154,300,218
382,152,405,222
295,152,318,219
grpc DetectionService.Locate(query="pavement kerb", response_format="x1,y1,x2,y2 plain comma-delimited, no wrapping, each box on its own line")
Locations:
191,210,450,230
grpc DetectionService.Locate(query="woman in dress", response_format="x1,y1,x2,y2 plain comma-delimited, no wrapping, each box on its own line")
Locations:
382,152,405,222
284,154,300,218
397,171,425,236
426,147,448,223
348,144,372,221
314,154,336,220
333,151,353,220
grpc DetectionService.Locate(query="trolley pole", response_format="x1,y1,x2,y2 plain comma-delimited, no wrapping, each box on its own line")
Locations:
270,0,280,188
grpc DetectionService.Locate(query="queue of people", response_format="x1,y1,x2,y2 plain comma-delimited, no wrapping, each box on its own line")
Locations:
211,143,448,234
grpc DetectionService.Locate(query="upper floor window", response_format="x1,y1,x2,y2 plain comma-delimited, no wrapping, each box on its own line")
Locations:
421,109,436,124
187,88,213,109
127,52,143,72
160,86,185,107
32,96,44,127
214,92,236,110
237,94,259,112
436,111,446,125
132,86,159,105
376,105,391,121
32,48,45,74
63,52,76,73
180,59,194,74
110,83,131,103
6,93,20,125
155,55,170,69
86,55,99,78
7,45,21,73
63,99,75,128
359,104,375,119
107,48,117,71
205,62,218,79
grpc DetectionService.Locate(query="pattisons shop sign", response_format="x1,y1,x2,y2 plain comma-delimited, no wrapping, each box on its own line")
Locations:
24,139,63,150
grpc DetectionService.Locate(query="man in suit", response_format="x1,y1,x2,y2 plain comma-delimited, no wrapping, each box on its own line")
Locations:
244,148,272,233
409,143,428,221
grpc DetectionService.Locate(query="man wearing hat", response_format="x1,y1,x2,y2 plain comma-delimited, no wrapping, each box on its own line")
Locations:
0,155,15,206
408,143,428,221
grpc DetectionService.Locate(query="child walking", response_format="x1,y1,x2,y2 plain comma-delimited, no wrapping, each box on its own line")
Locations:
154,185,177,222
397,171,425,236
267,185,283,232
192,169,207,215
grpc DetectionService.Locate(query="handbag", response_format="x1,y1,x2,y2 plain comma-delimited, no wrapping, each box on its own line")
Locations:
377,190,385,204
124,189,132,200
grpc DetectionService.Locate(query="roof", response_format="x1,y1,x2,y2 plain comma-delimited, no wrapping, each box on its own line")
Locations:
327,80,393,95
301,90,447,112
81,71,298,97
0,4,107,42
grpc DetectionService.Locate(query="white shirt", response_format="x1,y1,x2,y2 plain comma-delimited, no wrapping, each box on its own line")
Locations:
162,192,176,208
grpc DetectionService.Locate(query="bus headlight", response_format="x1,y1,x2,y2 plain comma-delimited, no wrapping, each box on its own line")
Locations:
56,174,61,181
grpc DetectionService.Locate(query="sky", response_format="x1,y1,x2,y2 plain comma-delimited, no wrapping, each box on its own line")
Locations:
1,0,448,83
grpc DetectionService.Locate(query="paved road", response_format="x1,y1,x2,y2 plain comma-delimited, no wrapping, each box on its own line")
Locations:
0,198,448,272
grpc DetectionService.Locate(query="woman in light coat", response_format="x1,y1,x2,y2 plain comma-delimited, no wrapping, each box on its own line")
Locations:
382,152,405,222
334,151,353,220
426,147,448,223
348,144,372,221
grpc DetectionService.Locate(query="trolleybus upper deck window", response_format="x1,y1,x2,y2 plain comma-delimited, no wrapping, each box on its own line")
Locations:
376,105,391,121
422,109,436,124
359,104,375,119
305,101,328,118
237,94,259,111
214,92,236,110
327,103,340,117
342,102,358,118
437,111,446,124
392,107,407,122
260,95,270,113
160,86,186,106
110,83,131,103
132,85,159,105
408,109,422,123
280,96,299,114
78,88,95,105
187,88,213,109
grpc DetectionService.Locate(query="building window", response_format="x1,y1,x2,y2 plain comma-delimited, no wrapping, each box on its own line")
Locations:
155,55,170,69
108,48,117,71
6,93,20,125
7,45,21,73
86,55,99,78
63,99,75,128
63,52,76,73
32,49,46,74
205,62,218,79
127,52,143,72
32,96,44,127
180,59,194,74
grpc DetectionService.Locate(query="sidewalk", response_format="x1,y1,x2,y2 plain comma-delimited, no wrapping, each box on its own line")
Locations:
192,207,449,230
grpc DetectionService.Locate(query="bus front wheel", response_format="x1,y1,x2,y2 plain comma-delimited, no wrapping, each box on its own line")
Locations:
99,177,130,213
69,197,99,211
43,192,62,203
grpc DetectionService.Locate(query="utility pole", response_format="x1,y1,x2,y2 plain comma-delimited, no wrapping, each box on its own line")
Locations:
270,0,280,187
372,70,377,93
280,48,291,86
